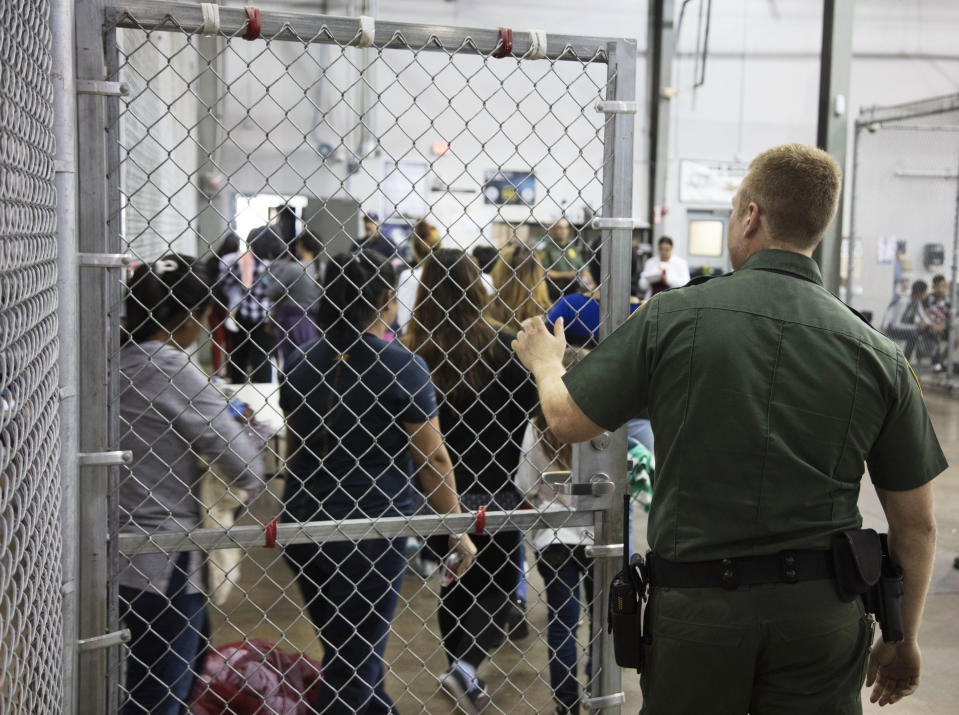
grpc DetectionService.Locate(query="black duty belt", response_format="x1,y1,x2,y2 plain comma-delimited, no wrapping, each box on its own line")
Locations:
647,549,835,590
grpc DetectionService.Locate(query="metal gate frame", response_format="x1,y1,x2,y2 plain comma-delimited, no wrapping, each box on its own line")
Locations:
846,93,959,387
72,2,637,712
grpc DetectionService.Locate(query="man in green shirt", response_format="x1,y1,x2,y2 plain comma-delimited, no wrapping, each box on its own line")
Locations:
514,144,943,713
539,217,596,300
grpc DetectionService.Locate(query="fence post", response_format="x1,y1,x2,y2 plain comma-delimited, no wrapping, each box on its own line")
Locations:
74,1,121,711
946,152,959,387
585,37,637,714
52,0,79,710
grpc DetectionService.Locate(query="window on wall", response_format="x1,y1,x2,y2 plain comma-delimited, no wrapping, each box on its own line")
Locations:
688,219,725,257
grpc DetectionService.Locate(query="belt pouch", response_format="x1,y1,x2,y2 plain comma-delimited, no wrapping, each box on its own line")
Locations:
608,567,643,671
831,528,882,601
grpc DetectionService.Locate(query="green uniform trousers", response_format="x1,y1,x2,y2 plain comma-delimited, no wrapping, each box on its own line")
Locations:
639,580,873,715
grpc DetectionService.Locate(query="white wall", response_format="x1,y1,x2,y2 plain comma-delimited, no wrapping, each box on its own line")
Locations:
193,0,959,300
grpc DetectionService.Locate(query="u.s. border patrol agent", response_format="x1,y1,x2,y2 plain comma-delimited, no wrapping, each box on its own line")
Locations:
514,144,945,714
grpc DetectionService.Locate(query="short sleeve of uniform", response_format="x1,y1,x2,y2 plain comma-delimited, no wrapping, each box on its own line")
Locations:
396,353,439,424
562,299,657,432
867,356,947,490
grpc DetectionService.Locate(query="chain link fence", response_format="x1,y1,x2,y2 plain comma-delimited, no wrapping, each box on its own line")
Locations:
846,95,959,382
0,0,64,711
83,3,638,713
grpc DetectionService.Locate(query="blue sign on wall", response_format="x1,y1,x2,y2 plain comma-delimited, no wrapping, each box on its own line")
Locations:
483,170,536,205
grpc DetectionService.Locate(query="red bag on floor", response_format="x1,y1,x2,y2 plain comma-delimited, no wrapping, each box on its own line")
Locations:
189,638,322,714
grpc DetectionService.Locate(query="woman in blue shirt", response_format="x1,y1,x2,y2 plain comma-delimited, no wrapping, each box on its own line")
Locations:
280,250,475,714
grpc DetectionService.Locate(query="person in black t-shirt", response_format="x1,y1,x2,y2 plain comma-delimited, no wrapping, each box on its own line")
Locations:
404,249,538,714
280,250,476,713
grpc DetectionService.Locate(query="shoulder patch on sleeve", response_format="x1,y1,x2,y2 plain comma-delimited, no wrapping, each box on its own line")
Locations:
905,358,923,396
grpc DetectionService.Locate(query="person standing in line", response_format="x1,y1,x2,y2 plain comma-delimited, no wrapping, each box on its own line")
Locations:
395,218,444,335
514,144,944,713
202,231,241,378
281,250,476,714
538,217,595,301
471,244,499,296
119,255,265,715
404,249,539,715
264,229,323,368
487,243,552,332
354,210,399,263
638,235,690,300
219,227,283,383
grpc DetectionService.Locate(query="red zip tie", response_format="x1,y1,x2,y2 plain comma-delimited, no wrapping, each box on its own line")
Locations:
493,27,513,58
264,517,278,548
474,505,487,535
244,6,261,41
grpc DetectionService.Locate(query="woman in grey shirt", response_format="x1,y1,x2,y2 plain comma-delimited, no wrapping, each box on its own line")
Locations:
119,254,264,715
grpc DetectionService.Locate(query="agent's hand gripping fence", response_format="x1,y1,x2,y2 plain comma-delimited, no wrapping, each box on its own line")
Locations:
75,2,636,712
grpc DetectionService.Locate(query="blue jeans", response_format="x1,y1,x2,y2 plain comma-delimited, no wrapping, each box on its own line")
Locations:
284,538,406,714
120,553,207,715
536,544,594,709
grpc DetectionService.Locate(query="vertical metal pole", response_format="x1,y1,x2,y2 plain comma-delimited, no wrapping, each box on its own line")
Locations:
646,0,674,242
845,121,862,309
813,0,853,296
944,151,959,387
583,38,636,714
103,28,124,715
196,30,229,257
74,1,113,712
52,0,79,711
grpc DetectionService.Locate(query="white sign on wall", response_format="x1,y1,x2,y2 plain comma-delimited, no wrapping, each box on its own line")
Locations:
679,159,748,206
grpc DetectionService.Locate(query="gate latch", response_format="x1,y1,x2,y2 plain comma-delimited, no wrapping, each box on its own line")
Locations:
78,451,133,467
76,80,130,97
583,692,626,710
584,543,624,559
544,471,615,497
594,100,637,114
78,253,133,268
78,629,131,652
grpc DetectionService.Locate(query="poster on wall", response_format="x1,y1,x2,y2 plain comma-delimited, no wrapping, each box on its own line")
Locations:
877,235,896,264
381,159,428,217
679,159,748,205
483,170,536,205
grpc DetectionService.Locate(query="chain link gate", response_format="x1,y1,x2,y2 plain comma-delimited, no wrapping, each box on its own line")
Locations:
845,95,959,382
0,0,65,711
76,3,637,712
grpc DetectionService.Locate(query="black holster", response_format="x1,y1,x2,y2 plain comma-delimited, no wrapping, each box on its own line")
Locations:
608,552,647,672
831,528,904,643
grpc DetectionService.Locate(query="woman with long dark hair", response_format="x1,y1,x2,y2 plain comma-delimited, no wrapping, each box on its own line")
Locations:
404,248,538,714
119,254,265,714
280,250,476,714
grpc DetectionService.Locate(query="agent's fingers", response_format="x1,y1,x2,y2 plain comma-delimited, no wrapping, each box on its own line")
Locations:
553,316,565,338
866,655,879,688
520,315,546,333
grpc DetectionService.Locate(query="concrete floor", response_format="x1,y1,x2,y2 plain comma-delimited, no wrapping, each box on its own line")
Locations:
211,390,959,714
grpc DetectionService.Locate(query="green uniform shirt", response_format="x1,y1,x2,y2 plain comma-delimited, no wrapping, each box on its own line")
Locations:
564,249,947,561
539,238,585,274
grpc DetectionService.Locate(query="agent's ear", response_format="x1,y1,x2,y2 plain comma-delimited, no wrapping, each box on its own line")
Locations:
743,201,761,239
